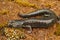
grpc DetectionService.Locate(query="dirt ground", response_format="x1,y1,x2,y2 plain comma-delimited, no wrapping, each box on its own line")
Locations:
0,0,60,40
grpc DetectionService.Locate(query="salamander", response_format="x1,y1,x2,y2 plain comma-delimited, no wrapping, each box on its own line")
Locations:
8,9,59,33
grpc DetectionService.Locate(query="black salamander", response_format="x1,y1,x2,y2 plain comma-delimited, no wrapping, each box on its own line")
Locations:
18,9,58,27
8,9,58,33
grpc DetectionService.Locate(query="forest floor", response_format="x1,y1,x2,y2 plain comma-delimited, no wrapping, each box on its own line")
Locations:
0,0,60,40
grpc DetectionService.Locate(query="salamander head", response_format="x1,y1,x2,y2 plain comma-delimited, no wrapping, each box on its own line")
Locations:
8,20,24,27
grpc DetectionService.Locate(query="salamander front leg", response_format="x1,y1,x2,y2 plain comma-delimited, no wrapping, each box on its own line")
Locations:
25,25,32,33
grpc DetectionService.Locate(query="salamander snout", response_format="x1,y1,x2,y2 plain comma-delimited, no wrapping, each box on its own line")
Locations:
8,20,16,27
8,20,24,27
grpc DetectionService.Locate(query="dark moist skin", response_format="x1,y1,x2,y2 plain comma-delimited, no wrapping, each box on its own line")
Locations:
19,9,58,28
8,9,58,28
8,9,58,33
18,9,58,18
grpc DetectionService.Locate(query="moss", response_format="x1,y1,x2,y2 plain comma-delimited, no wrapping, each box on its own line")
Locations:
15,0,38,9
0,22,8,27
15,0,34,6
3,0,14,1
4,27,25,39
44,4,51,8
0,9,9,15
9,0,14,1
54,23,60,36
4,0,39,9
0,9,9,27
